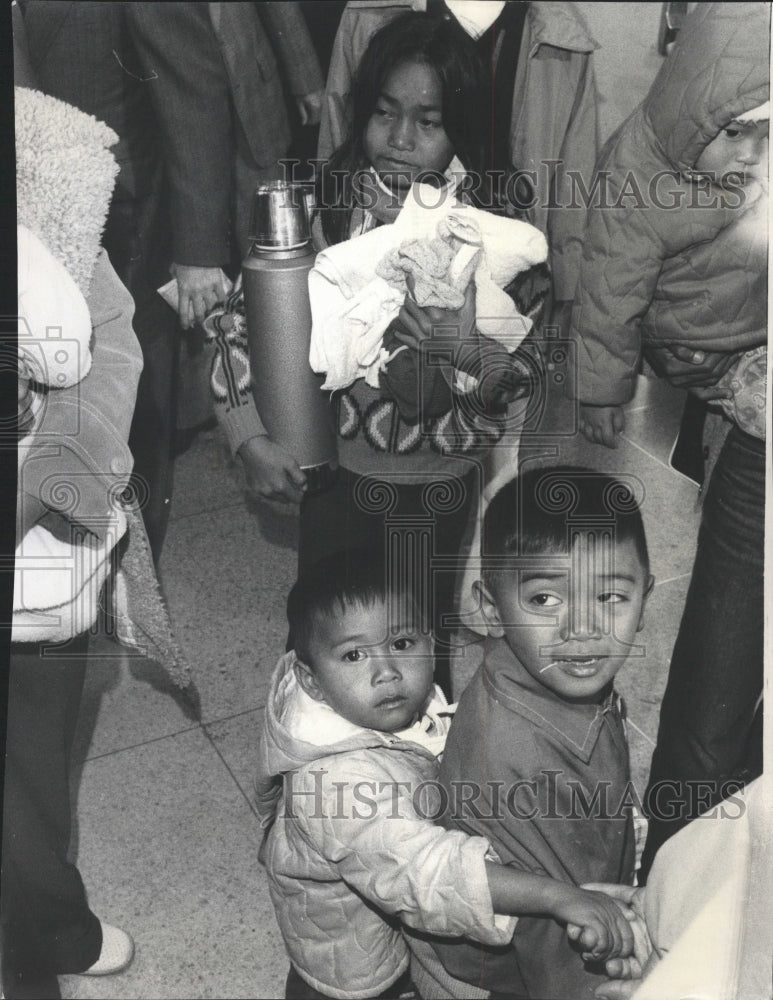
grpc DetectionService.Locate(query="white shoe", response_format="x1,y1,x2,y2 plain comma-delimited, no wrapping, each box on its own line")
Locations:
81,921,135,976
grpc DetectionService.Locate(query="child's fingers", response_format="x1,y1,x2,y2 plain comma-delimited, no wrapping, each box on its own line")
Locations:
566,923,583,941
397,303,431,342
391,326,421,352
578,923,604,954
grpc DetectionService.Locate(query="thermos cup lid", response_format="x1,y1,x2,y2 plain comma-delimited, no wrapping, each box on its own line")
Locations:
250,180,313,250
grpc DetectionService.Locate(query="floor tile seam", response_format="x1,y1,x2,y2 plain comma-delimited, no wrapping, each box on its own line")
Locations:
201,703,267,728
626,718,656,747
82,721,206,762
201,724,261,819
653,572,693,588
166,497,247,523
618,432,675,473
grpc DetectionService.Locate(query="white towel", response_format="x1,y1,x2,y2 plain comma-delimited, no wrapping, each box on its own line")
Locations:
309,184,548,392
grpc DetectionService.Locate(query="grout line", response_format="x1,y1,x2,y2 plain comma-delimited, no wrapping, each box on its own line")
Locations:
627,719,656,747
201,703,267,728
82,722,204,762
166,497,247,525
655,572,693,587
619,432,674,472
201,725,261,818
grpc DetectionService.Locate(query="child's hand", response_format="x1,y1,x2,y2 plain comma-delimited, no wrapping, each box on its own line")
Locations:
644,343,736,395
555,885,635,963
580,883,652,976
394,277,476,362
237,434,307,506
580,404,625,448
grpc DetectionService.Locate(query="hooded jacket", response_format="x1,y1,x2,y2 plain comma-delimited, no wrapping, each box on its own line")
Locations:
255,652,515,999
572,2,769,407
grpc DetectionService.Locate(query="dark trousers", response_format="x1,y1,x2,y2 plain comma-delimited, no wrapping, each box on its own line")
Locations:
640,426,765,881
298,466,478,696
1,635,102,999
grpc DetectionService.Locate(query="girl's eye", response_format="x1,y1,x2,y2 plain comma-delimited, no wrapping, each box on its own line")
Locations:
598,592,626,604
373,105,393,120
723,127,741,139
343,648,366,663
530,593,561,608
391,636,415,652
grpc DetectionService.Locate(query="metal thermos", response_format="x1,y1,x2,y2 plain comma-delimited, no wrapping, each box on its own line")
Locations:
242,181,337,493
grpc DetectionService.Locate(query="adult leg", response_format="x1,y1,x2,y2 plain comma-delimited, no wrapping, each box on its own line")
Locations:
640,427,764,881
1,634,102,999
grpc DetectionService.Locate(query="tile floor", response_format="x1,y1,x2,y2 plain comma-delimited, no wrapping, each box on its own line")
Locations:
60,374,702,999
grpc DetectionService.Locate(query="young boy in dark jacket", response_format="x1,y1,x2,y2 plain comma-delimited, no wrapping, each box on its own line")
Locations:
410,467,654,1000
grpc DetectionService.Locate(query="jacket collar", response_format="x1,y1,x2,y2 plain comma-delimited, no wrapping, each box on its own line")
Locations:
526,1,598,56
480,637,622,765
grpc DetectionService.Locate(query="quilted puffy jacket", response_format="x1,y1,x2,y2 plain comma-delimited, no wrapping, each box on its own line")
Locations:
572,2,769,406
255,652,514,999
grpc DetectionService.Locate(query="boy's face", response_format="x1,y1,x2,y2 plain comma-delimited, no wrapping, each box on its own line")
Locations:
694,120,769,187
477,535,654,705
295,597,435,732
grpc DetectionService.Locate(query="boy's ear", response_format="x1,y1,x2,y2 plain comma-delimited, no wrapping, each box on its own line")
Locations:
293,656,326,702
473,578,505,638
637,574,656,632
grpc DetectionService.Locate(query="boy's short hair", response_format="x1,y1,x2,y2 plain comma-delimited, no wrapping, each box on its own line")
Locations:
287,546,428,664
482,465,650,575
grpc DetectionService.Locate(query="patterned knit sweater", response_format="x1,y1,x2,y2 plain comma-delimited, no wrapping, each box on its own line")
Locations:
205,208,546,483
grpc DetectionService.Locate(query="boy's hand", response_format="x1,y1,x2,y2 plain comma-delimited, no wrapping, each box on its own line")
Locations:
237,434,307,506
554,885,635,962
580,404,625,448
581,883,652,978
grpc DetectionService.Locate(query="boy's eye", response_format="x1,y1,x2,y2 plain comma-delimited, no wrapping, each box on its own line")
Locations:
419,118,442,129
342,648,366,663
598,592,626,604
391,636,415,652
723,127,741,139
530,593,561,608
373,105,393,120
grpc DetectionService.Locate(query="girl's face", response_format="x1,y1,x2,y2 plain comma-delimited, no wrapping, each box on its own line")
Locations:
364,59,455,191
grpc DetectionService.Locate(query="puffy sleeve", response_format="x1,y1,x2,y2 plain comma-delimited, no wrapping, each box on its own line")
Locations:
291,756,516,945
571,164,668,407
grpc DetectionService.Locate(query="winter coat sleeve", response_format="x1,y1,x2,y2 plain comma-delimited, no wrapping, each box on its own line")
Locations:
292,757,516,945
549,54,599,302
571,169,668,406
19,250,142,541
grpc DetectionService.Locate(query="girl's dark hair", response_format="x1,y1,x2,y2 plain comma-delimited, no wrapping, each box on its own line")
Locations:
317,11,487,246
483,466,650,576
